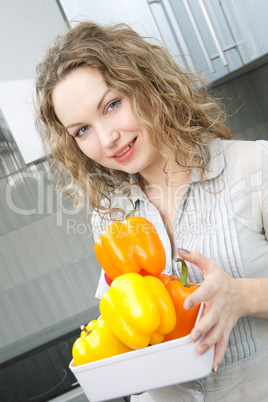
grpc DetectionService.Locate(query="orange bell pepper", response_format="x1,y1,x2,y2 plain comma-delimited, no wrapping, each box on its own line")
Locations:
158,258,200,341
94,209,166,281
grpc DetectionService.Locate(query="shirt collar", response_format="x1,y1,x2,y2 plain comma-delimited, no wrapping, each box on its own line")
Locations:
128,181,148,205
190,137,224,182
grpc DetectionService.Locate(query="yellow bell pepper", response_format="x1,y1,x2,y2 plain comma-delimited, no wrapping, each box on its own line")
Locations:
99,273,177,349
72,316,132,366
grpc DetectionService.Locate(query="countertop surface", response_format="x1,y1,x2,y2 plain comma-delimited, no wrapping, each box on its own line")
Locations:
49,386,130,402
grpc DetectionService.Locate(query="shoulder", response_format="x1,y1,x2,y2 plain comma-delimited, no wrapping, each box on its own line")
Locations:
221,139,268,233
221,139,268,189
199,139,267,182
221,138,268,155
222,139,268,176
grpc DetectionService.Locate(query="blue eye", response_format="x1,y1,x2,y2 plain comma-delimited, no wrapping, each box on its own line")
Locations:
107,99,121,112
75,126,89,138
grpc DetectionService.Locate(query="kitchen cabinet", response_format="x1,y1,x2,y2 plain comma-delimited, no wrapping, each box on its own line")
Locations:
58,0,197,73
59,0,161,39
60,0,268,83
149,0,268,82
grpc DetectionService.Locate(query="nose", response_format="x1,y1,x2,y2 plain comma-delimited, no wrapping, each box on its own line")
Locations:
96,123,120,148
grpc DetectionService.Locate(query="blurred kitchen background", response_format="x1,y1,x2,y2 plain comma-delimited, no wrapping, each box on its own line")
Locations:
0,1,267,401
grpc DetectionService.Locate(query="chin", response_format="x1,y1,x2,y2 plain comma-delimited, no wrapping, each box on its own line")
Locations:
120,167,140,175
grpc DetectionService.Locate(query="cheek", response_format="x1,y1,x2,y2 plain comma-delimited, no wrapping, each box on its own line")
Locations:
130,116,143,131
125,111,150,140
122,105,142,129
77,138,102,161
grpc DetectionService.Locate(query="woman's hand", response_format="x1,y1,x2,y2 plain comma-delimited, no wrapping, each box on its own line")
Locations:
178,249,247,372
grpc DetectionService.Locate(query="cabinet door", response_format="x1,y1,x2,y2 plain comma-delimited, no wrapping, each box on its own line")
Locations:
59,0,268,83
57,0,243,82
168,0,245,82
59,0,162,41
220,0,268,63
59,0,196,71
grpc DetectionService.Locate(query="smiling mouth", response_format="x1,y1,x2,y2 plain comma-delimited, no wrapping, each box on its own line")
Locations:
114,138,137,158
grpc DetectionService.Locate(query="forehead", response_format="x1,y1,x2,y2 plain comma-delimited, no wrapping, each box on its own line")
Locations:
54,66,106,97
52,67,107,107
51,66,108,120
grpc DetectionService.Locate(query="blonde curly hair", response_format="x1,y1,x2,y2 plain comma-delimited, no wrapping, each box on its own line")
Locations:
35,21,232,215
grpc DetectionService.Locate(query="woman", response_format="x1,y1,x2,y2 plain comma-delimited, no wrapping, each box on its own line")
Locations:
35,21,268,401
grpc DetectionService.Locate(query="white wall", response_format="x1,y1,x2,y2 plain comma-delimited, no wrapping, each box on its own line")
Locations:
0,0,67,163
0,0,66,81
0,0,102,363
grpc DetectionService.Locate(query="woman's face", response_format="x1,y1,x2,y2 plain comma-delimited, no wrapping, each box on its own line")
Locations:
52,67,163,177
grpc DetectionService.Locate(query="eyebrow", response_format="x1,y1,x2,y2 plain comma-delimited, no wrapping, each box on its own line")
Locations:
97,89,110,109
65,122,83,130
65,89,110,130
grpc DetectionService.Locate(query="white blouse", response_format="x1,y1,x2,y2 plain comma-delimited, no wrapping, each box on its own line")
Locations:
92,139,268,401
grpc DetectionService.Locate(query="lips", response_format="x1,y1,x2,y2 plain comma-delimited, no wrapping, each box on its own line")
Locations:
112,138,137,161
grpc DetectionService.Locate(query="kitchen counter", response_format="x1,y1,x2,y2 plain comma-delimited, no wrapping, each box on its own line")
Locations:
49,385,130,402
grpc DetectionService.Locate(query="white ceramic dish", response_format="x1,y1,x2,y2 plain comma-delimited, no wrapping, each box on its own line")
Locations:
69,304,214,402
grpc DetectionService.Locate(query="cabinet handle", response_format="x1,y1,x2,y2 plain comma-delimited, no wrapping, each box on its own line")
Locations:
183,0,215,73
146,0,196,73
144,0,169,46
198,0,228,67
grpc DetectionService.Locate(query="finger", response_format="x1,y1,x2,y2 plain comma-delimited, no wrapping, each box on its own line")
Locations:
184,279,216,310
195,318,230,372
212,333,229,372
178,249,214,276
191,305,220,342
196,320,222,353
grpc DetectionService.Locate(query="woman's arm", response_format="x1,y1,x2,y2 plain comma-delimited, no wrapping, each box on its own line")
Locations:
178,248,268,372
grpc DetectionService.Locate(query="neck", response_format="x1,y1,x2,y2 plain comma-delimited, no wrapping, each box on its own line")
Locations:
141,157,190,189
142,163,190,247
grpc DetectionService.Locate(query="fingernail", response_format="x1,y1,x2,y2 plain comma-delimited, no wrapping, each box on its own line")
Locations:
199,344,209,354
192,330,202,342
213,364,219,373
184,300,194,310
179,248,190,254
